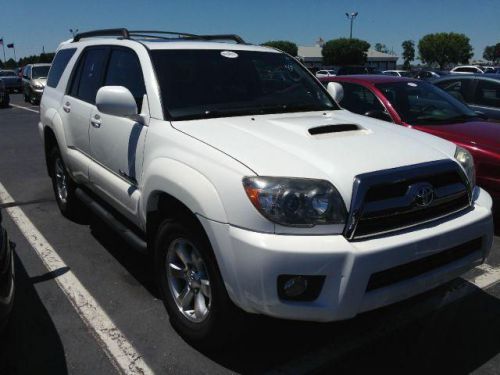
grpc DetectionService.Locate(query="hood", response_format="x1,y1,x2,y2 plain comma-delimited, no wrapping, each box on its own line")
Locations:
413,121,500,153
172,110,456,206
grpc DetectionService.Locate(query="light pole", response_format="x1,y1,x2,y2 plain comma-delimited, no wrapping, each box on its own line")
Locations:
345,12,358,39
69,29,79,38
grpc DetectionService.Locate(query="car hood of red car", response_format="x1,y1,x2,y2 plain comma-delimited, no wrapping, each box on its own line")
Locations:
412,121,500,153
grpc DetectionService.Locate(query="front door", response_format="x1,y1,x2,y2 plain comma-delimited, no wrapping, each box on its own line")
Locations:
88,47,148,222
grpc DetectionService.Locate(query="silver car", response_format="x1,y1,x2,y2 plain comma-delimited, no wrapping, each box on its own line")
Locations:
22,63,51,104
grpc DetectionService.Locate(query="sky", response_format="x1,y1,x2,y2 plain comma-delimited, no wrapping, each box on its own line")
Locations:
0,0,499,63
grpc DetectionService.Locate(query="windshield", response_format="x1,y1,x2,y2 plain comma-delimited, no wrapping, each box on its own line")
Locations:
375,81,478,125
32,66,50,79
151,49,338,120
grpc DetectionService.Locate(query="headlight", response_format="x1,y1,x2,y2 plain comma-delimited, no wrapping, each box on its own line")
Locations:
33,83,44,89
243,177,347,226
454,146,475,187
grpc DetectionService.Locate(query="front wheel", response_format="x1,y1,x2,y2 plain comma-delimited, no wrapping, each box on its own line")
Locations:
49,148,85,220
154,219,241,346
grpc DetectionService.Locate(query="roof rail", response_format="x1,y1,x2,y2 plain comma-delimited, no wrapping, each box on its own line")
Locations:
197,34,246,44
73,28,130,42
129,30,201,39
72,28,247,44
130,31,246,44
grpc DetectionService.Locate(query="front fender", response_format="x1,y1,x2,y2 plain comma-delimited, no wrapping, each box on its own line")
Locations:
141,158,228,226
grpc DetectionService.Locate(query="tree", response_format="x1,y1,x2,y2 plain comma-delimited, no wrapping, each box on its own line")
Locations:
483,43,500,63
401,40,415,70
4,58,17,69
261,41,298,56
0,59,3,69
418,32,473,69
374,43,388,53
322,38,370,66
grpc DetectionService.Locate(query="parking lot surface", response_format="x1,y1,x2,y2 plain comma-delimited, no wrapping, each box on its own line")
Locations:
0,94,499,374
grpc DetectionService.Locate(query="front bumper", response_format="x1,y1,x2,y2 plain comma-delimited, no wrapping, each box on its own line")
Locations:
201,187,494,322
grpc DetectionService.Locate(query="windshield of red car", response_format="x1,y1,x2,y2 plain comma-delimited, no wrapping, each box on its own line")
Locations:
375,81,478,125
151,49,338,120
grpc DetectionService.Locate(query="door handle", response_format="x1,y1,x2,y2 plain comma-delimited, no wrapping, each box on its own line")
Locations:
90,114,101,128
63,101,71,113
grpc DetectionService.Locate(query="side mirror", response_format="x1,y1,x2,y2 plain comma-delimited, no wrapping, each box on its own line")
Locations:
364,109,393,122
96,86,138,118
326,82,344,103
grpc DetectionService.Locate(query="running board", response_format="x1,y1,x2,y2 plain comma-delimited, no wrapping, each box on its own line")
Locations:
75,188,147,254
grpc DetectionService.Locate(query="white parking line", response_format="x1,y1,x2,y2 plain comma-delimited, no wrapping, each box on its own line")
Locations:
474,263,500,289
9,103,40,113
0,182,153,375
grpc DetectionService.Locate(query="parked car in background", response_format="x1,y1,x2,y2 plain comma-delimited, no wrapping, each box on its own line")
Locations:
336,66,382,75
484,67,499,74
450,65,486,74
433,74,500,122
315,69,336,78
0,210,15,334
22,63,51,104
410,70,449,81
0,80,9,108
320,75,500,200
0,70,22,93
382,70,412,77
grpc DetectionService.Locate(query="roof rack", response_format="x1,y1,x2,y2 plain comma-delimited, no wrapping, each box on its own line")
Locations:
72,28,246,44
73,28,130,42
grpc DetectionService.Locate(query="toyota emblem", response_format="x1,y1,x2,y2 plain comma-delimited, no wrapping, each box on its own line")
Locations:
412,183,434,207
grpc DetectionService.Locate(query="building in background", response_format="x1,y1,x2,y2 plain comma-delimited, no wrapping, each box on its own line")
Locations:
297,45,398,71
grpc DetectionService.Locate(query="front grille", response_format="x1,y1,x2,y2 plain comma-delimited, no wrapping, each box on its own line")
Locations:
345,160,471,240
366,237,482,291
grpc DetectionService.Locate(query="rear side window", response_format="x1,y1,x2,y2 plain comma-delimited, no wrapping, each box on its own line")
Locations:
435,79,470,103
473,80,500,108
69,48,108,104
47,48,77,88
104,48,146,110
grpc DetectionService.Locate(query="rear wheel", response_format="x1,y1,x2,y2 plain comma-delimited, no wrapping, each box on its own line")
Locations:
154,219,241,346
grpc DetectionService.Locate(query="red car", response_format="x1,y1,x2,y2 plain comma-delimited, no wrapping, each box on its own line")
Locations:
320,75,500,201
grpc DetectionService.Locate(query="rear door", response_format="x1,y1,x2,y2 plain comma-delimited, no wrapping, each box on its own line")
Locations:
61,46,110,182
469,79,500,121
434,78,473,104
88,47,148,221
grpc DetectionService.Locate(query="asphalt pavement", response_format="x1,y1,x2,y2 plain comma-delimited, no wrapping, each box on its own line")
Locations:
0,94,499,375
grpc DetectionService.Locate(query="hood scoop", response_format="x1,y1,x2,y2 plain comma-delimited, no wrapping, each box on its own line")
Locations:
308,124,361,135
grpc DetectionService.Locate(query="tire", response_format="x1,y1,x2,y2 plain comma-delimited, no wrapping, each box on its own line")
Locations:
154,218,241,347
49,147,85,220
23,90,29,103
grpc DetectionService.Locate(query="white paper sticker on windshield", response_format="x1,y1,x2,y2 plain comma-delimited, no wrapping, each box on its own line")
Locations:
407,82,418,87
221,51,238,58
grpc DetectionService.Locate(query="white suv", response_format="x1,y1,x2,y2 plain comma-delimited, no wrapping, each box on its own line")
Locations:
39,29,494,344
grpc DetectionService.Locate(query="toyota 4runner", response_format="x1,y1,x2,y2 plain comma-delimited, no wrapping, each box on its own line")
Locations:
39,28,494,344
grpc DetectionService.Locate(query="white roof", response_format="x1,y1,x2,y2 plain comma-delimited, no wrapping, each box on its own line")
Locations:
297,46,323,58
297,45,398,61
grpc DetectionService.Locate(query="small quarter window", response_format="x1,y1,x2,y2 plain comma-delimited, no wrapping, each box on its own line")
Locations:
47,48,77,88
